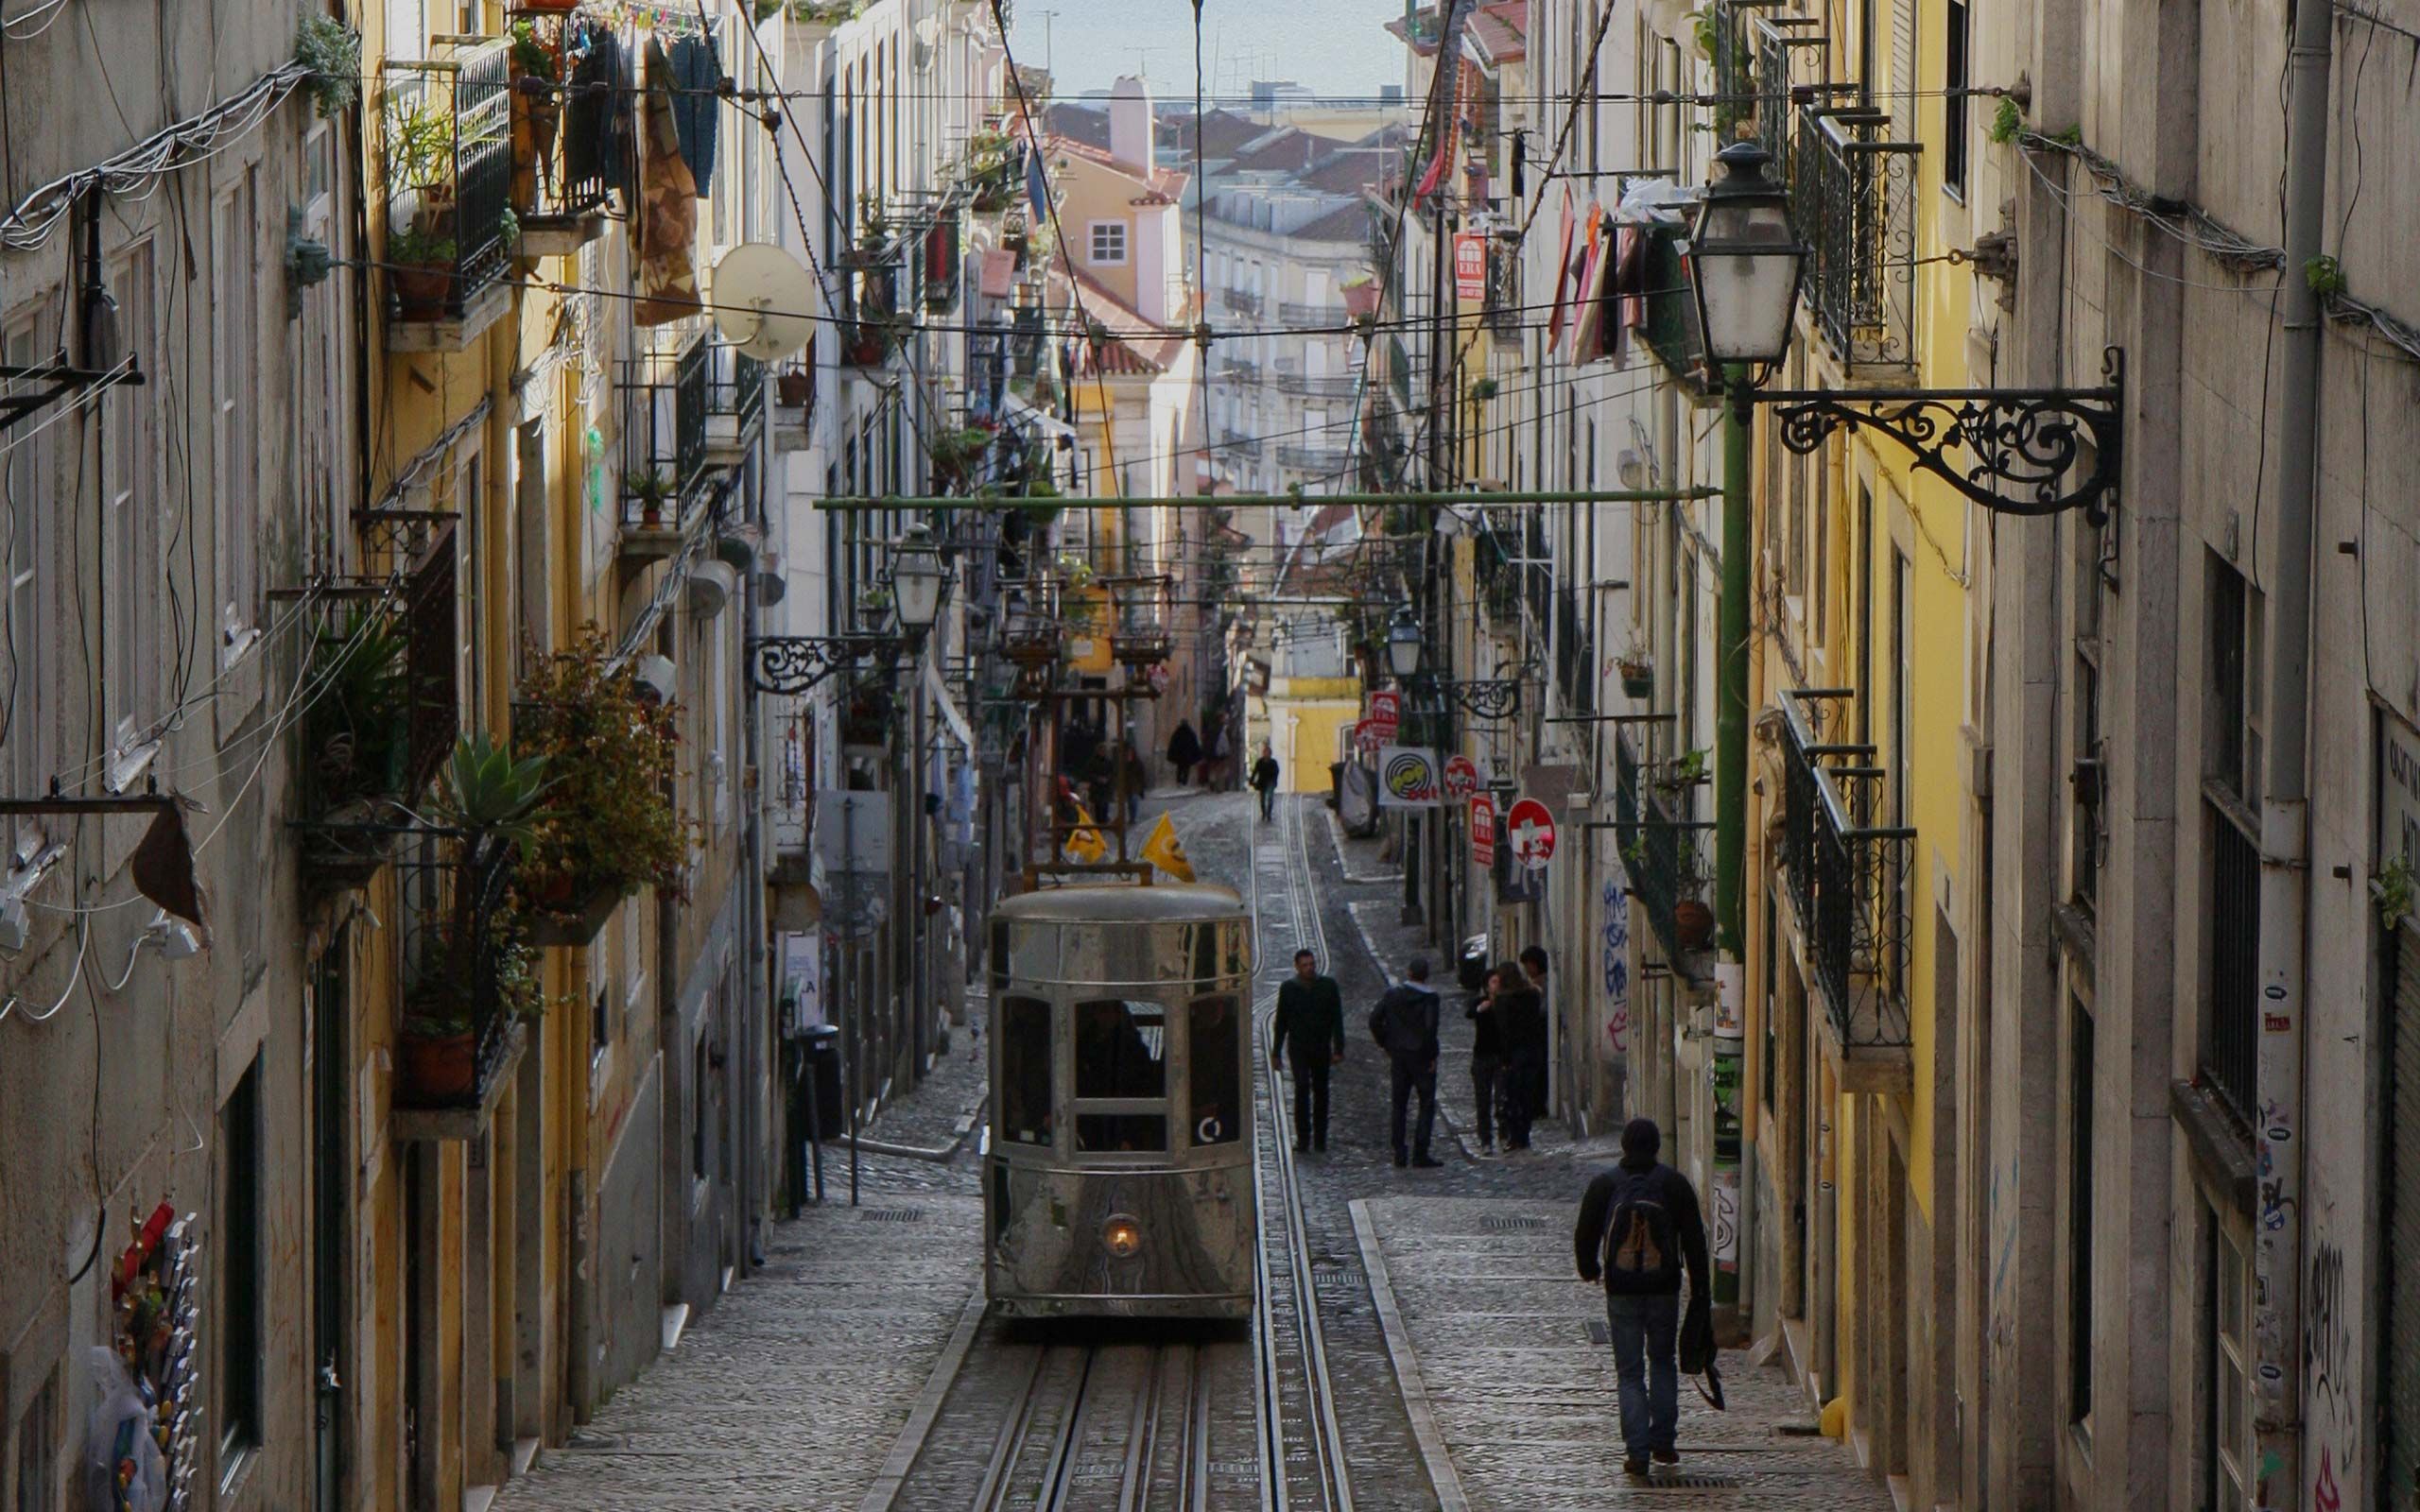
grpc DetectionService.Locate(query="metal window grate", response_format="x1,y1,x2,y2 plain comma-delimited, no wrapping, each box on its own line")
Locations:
2205,803,2260,1122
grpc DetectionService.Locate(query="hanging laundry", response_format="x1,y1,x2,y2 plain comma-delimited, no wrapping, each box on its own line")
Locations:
563,20,636,209
1568,211,1610,360
1547,187,1578,354
634,35,700,324
666,25,720,198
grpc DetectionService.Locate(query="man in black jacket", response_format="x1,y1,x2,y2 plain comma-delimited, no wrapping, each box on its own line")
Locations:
1574,1118,1711,1475
1369,957,1444,1167
1251,743,1282,819
1270,949,1345,1152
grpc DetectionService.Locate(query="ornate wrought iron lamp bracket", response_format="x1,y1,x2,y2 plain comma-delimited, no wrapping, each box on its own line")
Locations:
1758,346,2124,525
745,634,908,696
1442,679,1523,721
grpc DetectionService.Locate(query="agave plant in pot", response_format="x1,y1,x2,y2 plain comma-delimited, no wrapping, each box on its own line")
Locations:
399,733,552,1101
514,627,695,947
303,608,412,816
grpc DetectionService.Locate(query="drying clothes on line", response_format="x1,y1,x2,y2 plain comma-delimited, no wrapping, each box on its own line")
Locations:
562,19,636,209
666,26,721,198
634,35,700,325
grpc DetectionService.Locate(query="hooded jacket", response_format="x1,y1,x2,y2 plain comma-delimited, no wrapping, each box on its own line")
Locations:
1368,981,1442,1063
1574,1155,1711,1298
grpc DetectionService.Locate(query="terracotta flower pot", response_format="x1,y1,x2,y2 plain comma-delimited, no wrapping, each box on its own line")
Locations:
1673,899,1716,951
776,370,812,405
391,264,454,319
400,1028,477,1100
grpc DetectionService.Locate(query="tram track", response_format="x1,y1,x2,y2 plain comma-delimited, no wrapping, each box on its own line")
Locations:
965,1341,1215,1512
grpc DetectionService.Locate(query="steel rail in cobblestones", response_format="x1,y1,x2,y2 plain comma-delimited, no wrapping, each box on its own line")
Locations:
1247,797,1357,1512
960,1342,1214,1512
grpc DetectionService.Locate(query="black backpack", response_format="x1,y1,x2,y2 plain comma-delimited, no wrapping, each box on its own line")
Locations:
1603,1167,1682,1287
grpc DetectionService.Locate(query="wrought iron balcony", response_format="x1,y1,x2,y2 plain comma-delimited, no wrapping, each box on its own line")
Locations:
1274,370,1358,398
1279,301,1348,328
382,39,515,340
617,334,709,543
704,339,765,462
1613,739,1715,968
1275,443,1349,473
1222,287,1263,318
392,826,530,1133
509,15,615,253
1482,240,1521,343
1778,695,1914,1050
1792,103,1921,369
1219,431,1262,457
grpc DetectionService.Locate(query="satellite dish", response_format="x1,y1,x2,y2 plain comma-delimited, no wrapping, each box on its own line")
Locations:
711,243,817,362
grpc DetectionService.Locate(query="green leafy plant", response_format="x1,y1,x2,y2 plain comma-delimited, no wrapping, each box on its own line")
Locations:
1659,747,1710,786
1468,376,1499,402
623,468,675,518
434,732,553,853
514,626,695,915
930,425,994,485
2377,853,2416,932
2051,123,2084,147
509,19,559,82
388,222,457,268
498,207,521,247
2305,254,2347,299
789,0,866,22
384,94,456,196
1986,96,2022,145
296,14,362,118
305,608,410,806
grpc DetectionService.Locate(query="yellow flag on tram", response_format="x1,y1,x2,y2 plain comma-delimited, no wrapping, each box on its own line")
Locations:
1064,803,1108,863
1140,812,1196,883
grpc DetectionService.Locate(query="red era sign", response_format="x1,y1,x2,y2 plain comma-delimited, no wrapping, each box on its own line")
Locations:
1507,797,1558,868
1366,690,1402,740
1454,232,1487,301
1470,794,1497,868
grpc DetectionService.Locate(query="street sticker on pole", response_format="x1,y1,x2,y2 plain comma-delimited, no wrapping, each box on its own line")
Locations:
1376,746,1443,807
1470,793,1497,868
1506,796,1558,869
1442,753,1483,799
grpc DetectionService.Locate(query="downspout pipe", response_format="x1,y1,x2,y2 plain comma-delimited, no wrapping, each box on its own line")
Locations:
1716,376,1753,949
2251,0,2331,1498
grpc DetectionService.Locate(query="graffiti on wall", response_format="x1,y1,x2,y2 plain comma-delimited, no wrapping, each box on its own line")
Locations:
1601,866,1630,1055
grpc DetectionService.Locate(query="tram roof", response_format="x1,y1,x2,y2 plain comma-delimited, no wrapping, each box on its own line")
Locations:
993,882,1248,924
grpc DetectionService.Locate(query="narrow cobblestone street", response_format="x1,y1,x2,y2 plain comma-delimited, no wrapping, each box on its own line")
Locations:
494,793,1885,1510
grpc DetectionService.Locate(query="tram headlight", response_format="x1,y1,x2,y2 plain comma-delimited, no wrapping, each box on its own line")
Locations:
1101,1215,1144,1259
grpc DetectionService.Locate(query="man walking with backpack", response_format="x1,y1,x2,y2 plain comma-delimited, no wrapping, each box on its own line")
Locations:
1574,1118,1710,1476
1368,957,1444,1167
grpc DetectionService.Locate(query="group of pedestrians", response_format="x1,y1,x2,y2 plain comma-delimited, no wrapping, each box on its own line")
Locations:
1466,946,1550,1155
1271,946,1715,1478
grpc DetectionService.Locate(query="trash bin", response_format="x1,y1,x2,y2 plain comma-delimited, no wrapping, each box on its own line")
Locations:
1327,761,1345,810
1458,934,1493,991
801,1024,844,1141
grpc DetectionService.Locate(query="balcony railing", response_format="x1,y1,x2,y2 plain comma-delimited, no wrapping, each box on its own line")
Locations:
508,15,614,244
1223,287,1264,317
1778,695,1915,1049
2205,799,2261,1122
704,339,765,455
1274,371,1359,398
1483,240,1521,342
618,334,710,532
1219,431,1263,457
1279,301,1348,327
1614,739,1714,967
1793,104,1921,369
394,827,527,1113
1275,443,1349,473
383,38,515,324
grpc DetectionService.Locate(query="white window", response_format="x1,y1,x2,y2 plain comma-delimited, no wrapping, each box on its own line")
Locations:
1088,221,1128,266
212,168,261,663
104,239,159,752
4,292,60,846
299,124,346,573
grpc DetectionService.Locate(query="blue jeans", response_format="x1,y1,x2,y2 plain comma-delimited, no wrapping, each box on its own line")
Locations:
1606,1291,1682,1455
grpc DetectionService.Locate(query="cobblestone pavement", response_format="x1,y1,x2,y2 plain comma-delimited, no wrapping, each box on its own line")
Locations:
1358,1194,1893,1511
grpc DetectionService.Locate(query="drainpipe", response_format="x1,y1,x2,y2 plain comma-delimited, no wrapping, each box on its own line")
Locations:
1716,376,1752,949
2251,0,2331,1491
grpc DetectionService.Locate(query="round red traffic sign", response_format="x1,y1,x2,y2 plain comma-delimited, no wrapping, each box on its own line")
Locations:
1442,755,1480,799
1506,797,1558,868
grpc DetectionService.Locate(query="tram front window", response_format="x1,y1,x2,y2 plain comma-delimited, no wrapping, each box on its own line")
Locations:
1075,999,1167,1152
998,996,1052,1145
1187,994,1241,1145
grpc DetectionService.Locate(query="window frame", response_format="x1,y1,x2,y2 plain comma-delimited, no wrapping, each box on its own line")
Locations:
1943,0,1971,199
3,291,61,850
104,236,160,754
1087,219,1129,266
217,1054,265,1477
211,166,263,665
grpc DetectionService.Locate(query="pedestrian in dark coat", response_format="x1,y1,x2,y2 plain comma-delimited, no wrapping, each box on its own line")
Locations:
1270,949,1345,1152
1251,744,1282,820
1368,957,1443,1167
1518,944,1554,1140
1466,968,1507,1155
1166,719,1202,785
1492,962,1546,1151
1574,1118,1711,1476
1120,743,1148,823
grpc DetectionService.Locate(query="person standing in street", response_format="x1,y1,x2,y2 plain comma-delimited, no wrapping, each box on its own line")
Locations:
1574,1118,1711,1477
1251,743,1282,820
1492,960,1546,1152
1270,949,1344,1152
1517,944,1554,1143
1368,957,1443,1168
1466,967,1507,1155
1167,718,1202,786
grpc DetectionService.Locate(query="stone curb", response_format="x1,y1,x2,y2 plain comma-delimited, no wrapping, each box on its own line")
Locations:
1350,1198,1471,1512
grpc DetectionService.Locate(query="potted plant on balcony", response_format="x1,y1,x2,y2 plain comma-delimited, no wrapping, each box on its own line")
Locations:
623,468,675,529
387,222,458,319
304,608,412,814
1655,747,1710,790
385,92,456,220
1616,641,1653,699
514,627,695,946
400,734,552,1101
930,424,992,490
509,21,562,211
775,361,813,406
1673,875,1717,951
294,13,362,119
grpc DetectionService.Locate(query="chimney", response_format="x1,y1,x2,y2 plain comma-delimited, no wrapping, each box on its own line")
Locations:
1108,75,1156,176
